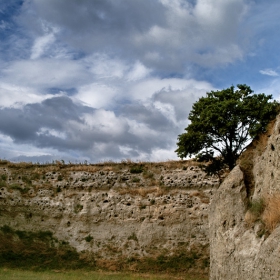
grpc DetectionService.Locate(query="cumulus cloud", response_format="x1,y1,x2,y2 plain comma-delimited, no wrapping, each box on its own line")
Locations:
0,78,211,162
17,0,248,71
0,0,275,163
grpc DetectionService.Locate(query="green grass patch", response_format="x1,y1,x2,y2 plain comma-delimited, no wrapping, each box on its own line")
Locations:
130,166,144,174
0,226,92,270
0,268,207,280
9,184,30,194
248,198,265,217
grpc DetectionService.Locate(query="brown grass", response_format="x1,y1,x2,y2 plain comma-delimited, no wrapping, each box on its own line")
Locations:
189,191,210,204
262,193,280,232
245,193,280,233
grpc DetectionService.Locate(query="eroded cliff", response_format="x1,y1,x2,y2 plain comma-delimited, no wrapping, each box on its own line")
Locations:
0,160,219,274
210,116,280,279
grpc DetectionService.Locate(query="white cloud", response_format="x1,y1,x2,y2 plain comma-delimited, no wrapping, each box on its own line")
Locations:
76,83,117,109
83,110,127,136
87,54,128,79
2,0,276,164
126,61,151,81
0,83,56,108
129,78,212,101
30,33,56,59
259,69,279,77
2,59,90,89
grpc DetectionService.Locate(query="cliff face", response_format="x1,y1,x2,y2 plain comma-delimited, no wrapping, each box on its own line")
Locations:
210,115,280,280
0,161,219,273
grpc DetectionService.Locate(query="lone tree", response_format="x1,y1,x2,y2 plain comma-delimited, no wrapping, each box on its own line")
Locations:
176,84,279,170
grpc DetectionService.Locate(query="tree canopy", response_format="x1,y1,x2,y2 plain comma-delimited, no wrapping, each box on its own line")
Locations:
176,84,279,170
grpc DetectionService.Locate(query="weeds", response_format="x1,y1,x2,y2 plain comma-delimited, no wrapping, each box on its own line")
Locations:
130,166,144,174
127,232,138,242
85,235,93,242
74,204,83,213
245,194,280,234
10,184,30,194
132,177,140,183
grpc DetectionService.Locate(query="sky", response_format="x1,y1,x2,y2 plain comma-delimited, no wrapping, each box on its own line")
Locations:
0,0,280,163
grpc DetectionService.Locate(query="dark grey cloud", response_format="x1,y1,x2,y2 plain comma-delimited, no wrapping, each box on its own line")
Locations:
0,95,181,161
0,96,89,143
17,0,248,72
120,102,174,131
29,0,166,53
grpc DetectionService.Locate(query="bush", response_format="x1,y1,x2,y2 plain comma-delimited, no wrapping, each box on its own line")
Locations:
130,166,143,174
85,235,93,242
248,198,265,217
10,184,30,194
132,177,140,183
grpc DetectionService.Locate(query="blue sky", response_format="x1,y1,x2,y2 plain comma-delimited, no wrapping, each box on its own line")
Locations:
0,0,279,163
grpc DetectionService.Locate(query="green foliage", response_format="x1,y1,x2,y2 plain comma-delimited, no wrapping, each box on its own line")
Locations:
127,232,138,242
132,177,140,183
74,204,83,213
10,184,30,194
85,235,93,242
143,170,154,179
249,198,265,217
137,252,201,272
130,166,143,174
0,268,207,280
0,180,6,188
0,226,89,270
1,174,7,181
176,84,279,169
150,199,155,205
57,174,63,181
22,175,32,185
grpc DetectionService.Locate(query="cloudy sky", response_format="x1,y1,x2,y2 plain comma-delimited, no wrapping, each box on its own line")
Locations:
0,0,279,163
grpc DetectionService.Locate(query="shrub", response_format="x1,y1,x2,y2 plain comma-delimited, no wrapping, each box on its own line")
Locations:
245,197,265,227
248,198,265,217
85,235,93,242
130,166,143,174
10,184,30,194
127,232,138,242
132,177,140,183
143,170,154,179
22,176,32,185
0,180,6,188
74,204,83,213
57,175,63,181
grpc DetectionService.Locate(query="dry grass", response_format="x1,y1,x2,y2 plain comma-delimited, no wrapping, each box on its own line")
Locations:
245,193,280,233
189,191,210,204
0,159,200,175
262,193,280,232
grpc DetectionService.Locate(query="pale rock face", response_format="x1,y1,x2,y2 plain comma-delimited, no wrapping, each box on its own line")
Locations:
0,162,219,273
210,115,280,280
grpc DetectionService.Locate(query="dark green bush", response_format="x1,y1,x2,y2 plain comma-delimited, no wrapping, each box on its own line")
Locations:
130,166,143,174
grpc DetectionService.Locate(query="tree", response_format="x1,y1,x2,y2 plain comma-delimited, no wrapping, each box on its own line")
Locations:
176,84,279,170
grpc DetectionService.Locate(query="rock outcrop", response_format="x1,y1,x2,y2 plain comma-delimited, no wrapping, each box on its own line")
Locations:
210,116,280,279
0,160,219,273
